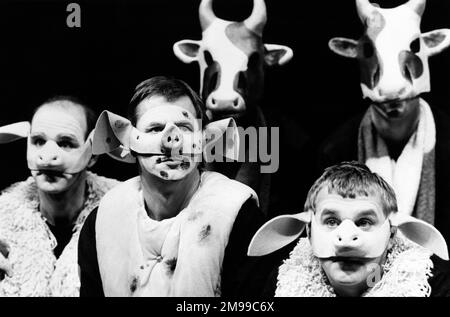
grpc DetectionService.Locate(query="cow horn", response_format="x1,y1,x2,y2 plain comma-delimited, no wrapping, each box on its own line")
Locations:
244,0,267,36
405,0,426,17
199,0,216,31
356,0,375,22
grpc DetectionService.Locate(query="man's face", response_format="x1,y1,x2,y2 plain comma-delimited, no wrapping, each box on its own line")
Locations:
313,188,392,295
28,102,88,194
135,95,200,181
371,97,421,144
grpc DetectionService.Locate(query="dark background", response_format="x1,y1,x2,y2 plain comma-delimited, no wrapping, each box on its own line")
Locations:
1,0,450,197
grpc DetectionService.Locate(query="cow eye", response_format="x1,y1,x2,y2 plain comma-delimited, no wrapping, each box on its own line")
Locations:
203,50,214,66
363,42,374,58
410,38,421,53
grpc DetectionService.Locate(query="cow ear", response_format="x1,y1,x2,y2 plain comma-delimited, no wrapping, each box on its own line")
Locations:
173,40,201,64
263,44,293,66
329,37,359,58
0,122,30,144
422,29,450,56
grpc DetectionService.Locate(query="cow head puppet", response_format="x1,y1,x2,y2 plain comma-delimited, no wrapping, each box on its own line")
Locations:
173,0,293,125
329,0,450,143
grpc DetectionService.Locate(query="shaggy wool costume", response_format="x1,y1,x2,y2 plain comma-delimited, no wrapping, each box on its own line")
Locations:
0,172,119,297
275,236,434,297
86,171,258,297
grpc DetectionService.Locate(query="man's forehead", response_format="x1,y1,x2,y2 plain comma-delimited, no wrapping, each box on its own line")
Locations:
31,103,86,137
315,187,384,216
136,103,200,130
137,96,197,120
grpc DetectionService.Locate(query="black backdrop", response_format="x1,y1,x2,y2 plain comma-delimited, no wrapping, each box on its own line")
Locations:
1,0,450,196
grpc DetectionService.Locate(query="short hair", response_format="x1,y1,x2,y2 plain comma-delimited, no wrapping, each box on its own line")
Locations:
127,76,208,126
304,161,397,216
32,95,97,141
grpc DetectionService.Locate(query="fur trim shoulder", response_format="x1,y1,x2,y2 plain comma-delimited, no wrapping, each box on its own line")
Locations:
0,172,119,297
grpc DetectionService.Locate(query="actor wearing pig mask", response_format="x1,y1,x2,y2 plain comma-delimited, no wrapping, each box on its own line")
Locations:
249,161,450,297
78,76,265,297
0,96,119,296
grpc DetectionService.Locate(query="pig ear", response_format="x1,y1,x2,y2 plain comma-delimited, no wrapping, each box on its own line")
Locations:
329,37,359,58
422,29,450,56
247,211,311,257
203,118,240,161
0,122,30,144
263,44,294,66
392,214,449,260
173,39,202,64
92,111,135,163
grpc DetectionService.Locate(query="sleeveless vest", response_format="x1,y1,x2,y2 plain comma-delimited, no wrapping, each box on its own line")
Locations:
96,171,258,297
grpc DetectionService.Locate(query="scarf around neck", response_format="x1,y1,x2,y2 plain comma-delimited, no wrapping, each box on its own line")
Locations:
358,98,436,223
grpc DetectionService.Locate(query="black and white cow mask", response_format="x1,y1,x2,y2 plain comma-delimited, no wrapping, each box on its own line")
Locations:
173,0,293,120
329,0,450,103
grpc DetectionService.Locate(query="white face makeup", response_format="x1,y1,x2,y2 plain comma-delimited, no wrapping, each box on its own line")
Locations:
135,96,202,181
27,104,92,193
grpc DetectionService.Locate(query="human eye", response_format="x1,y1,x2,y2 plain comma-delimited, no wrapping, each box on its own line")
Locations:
31,136,46,147
146,124,165,133
178,123,194,132
355,218,374,229
58,139,77,150
324,217,340,229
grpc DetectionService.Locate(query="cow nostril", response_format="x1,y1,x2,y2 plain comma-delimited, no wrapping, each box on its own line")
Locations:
168,136,172,142
233,99,239,107
353,237,358,241
211,98,216,105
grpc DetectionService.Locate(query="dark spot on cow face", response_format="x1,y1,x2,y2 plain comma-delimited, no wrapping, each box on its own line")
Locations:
165,258,177,275
357,10,385,89
199,224,212,242
365,10,385,40
130,276,138,294
202,50,221,103
358,36,381,89
410,38,421,54
160,171,168,179
188,210,204,221
156,157,162,164
399,50,424,83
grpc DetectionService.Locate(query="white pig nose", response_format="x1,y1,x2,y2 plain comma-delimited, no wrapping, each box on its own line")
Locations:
161,124,183,155
37,141,62,166
335,220,361,247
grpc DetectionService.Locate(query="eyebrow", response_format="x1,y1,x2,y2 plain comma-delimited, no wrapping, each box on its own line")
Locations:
30,132,46,138
145,119,193,127
355,210,379,219
319,209,379,218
